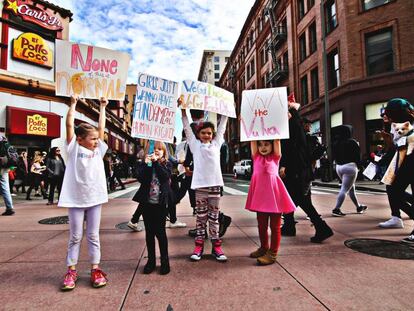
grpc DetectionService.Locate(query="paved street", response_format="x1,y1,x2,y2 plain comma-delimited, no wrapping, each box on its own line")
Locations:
1,179,413,311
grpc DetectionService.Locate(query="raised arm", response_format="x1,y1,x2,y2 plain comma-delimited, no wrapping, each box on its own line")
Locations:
273,139,281,156
98,97,108,140
66,95,78,144
178,98,195,143
250,141,257,156
216,114,228,140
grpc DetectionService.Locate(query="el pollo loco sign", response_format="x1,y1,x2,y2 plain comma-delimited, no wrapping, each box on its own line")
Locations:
13,33,52,68
27,114,47,135
5,0,63,30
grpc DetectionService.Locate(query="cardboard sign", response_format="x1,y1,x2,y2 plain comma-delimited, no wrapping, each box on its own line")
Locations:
362,162,377,180
55,40,130,100
240,87,289,141
12,33,53,68
131,73,178,143
180,80,236,118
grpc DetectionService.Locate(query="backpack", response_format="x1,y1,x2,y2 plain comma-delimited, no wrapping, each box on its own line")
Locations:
0,139,19,168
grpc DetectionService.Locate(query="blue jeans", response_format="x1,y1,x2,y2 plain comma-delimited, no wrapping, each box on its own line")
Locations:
0,170,14,210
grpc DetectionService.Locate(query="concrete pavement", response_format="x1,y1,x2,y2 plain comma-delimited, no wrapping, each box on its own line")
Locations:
0,182,413,311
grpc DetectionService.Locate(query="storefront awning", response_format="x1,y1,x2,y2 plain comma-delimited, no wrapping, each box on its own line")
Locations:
6,106,61,138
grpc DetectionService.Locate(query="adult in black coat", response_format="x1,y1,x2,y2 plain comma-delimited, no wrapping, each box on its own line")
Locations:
280,107,333,243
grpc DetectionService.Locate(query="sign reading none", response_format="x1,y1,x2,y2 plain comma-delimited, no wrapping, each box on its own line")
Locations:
240,87,289,142
55,40,130,100
131,73,179,143
180,80,236,118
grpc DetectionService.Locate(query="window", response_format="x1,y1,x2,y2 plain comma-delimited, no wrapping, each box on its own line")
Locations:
309,22,317,54
365,28,394,76
214,56,220,62
283,51,289,68
308,0,315,8
311,67,319,101
249,29,254,48
325,0,338,34
362,0,391,11
298,0,305,20
258,17,263,32
214,64,220,71
299,33,307,62
214,73,220,79
327,49,340,90
225,57,229,63
300,75,308,105
260,48,268,67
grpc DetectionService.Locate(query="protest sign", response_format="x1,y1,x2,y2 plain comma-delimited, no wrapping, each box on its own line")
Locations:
131,73,178,143
240,87,289,141
180,80,236,118
55,40,130,100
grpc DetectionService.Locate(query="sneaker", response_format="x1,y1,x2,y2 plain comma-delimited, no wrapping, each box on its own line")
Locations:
190,240,204,261
379,217,404,229
2,209,15,216
219,214,232,237
167,221,187,228
332,209,346,217
61,269,78,291
91,268,107,288
211,239,227,262
357,205,368,214
11,193,16,197
127,221,143,232
401,231,414,244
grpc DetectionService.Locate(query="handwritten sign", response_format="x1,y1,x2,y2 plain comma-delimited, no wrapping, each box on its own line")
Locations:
180,80,236,118
55,40,130,100
131,73,178,143
240,87,289,142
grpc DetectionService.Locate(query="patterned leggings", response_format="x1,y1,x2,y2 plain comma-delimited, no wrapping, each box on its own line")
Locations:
195,187,221,240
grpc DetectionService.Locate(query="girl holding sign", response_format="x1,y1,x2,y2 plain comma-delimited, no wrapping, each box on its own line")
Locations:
178,99,228,262
245,140,296,265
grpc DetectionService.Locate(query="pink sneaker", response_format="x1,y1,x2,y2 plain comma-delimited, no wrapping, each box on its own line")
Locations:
91,268,107,288
61,269,78,291
190,239,204,261
212,239,227,262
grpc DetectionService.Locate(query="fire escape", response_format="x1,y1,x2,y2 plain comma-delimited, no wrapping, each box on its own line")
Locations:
265,0,288,87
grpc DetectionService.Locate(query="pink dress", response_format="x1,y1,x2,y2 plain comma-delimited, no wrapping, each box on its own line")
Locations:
245,153,296,214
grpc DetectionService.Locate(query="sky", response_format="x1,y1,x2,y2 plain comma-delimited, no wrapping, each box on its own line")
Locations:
51,0,255,84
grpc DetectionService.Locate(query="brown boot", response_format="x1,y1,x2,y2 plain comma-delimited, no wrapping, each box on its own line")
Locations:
249,247,268,258
257,250,277,265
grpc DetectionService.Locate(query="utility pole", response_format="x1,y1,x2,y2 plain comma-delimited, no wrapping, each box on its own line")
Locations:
320,0,332,181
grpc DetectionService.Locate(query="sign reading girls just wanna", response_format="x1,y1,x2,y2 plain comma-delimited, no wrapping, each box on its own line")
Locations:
240,87,289,141
131,73,179,143
55,40,130,100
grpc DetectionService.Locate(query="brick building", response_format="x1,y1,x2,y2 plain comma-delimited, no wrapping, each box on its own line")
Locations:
220,0,414,169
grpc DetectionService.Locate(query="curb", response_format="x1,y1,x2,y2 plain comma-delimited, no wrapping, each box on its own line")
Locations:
312,181,387,193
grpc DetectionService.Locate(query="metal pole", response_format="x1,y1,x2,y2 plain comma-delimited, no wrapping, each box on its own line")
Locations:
320,0,332,181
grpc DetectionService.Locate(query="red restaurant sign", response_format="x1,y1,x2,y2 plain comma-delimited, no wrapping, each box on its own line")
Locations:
5,0,63,31
6,106,61,138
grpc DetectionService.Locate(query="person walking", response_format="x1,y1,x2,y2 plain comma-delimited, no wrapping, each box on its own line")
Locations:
45,147,65,205
25,152,47,200
0,135,16,216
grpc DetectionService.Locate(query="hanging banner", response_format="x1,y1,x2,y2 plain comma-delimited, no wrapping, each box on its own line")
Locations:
131,73,178,143
180,80,236,118
240,87,289,141
55,40,130,100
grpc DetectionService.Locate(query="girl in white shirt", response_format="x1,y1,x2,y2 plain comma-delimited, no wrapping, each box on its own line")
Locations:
59,95,109,291
179,101,228,262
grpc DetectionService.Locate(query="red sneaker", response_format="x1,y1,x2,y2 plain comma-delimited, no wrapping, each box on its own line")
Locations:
61,269,78,291
91,268,107,288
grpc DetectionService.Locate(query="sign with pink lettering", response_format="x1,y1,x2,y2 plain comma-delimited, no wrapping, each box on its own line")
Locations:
55,40,130,100
180,80,236,118
240,87,289,142
131,73,179,143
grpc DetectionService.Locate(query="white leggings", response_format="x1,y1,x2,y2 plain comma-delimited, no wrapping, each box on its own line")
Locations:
335,163,361,210
66,205,102,266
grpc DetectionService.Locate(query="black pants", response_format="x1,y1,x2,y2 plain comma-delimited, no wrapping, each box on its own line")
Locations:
142,203,168,261
175,175,196,207
283,173,322,226
26,174,46,199
387,153,414,219
131,204,143,223
109,173,125,190
48,176,63,203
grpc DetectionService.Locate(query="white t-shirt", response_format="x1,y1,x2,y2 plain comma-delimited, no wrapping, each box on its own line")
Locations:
58,136,108,208
183,114,228,189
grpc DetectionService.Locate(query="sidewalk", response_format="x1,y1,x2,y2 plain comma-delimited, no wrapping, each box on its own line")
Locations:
0,182,413,310
312,178,387,193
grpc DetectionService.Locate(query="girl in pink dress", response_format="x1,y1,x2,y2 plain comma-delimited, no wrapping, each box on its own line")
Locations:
245,140,296,265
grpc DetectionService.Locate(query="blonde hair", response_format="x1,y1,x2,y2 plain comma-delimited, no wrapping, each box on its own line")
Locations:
144,141,168,161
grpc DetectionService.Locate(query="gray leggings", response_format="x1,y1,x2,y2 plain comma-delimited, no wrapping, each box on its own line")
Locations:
66,205,102,266
334,163,361,210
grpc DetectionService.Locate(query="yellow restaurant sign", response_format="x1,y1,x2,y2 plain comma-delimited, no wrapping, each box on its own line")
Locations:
27,114,47,135
13,32,53,68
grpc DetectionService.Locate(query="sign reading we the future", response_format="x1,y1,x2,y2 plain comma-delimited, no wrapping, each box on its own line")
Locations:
240,87,289,141
131,73,178,143
180,80,236,118
55,40,130,100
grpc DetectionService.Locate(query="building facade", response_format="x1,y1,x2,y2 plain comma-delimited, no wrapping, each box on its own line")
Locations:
198,50,231,85
0,0,136,160
220,0,414,169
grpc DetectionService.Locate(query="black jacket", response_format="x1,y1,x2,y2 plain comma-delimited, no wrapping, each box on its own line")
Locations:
332,125,361,165
132,160,173,206
45,157,66,178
